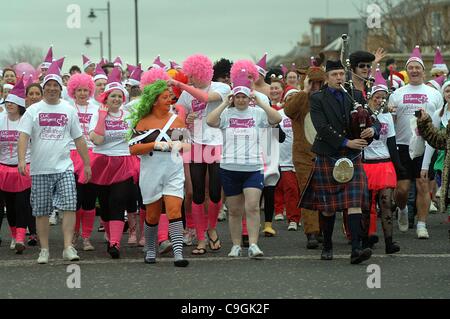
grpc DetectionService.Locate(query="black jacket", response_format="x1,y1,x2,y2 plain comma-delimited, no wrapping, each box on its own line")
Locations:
309,85,380,156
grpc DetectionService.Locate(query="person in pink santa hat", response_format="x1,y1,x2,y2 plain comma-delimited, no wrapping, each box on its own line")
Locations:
431,47,448,78
426,75,446,91
254,53,271,97
82,54,96,76
170,54,231,255
17,59,91,264
66,73,99,251
0,78,33,254
39,45,53,80
89,67,137,259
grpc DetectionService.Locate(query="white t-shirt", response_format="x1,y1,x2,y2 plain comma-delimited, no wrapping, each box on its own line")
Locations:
178,81,231,146
250,91,270,108
389,84,443,145
278,109,294,170
363,112,396,160
219,106,270,172
68,101,99,150
422,106,450,170
89,108,131,156
18,99,83,175
0,116,31,165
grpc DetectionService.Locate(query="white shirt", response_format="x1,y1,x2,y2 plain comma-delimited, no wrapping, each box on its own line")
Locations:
0,115,31,165
178,81,231,146
219,106,270,172
389,84,443,145
89,108,131,156
422,106,449,170
18,99,83,175
363,112,396,160
68,101,99,150
278,109,294,170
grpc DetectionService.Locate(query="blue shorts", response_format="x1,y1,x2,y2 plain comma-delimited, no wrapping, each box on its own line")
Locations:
219,168,264,197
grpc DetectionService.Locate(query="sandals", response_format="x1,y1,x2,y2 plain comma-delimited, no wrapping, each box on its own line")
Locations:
191,247,207,255
207,230,221,251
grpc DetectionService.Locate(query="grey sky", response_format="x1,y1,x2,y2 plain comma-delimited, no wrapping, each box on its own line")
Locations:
4,0,361,72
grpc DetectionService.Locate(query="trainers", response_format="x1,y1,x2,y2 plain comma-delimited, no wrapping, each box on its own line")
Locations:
263,222,276,237
248,244,264,258
274,214,284,221
158,240,173,255
9,238,16,250
416,227,429,239
15,242,26,254
37,248,49,264
429,202,438,214
82,238,95,251
217,209,227,221
63,246,80,261
49,211,58,225
288,221,298,231
397,208,409,232
228,245,242,257
27,235,38,246
350,248,372,264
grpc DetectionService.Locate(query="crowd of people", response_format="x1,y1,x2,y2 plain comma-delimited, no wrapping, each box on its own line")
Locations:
0,43,449,267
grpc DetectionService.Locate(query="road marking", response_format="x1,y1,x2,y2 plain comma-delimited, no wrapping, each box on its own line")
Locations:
1,254,449,267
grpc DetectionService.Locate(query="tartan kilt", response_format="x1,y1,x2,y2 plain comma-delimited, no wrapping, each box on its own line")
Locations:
300,152,370,213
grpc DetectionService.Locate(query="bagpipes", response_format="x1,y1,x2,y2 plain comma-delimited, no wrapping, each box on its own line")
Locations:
340,34,376,144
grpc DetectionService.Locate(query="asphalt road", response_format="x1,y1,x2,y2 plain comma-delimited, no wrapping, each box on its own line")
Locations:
0,212,449,299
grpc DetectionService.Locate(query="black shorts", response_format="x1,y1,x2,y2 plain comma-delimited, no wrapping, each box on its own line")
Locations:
397,145,435,181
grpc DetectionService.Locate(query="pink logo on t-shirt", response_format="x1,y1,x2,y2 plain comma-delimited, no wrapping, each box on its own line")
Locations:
283,118,292,128
0,130,19,142
39,113,69,127
105,120,128,131
192,99,207,113
229,118,255,128
78,113,93,124
403,94,429,104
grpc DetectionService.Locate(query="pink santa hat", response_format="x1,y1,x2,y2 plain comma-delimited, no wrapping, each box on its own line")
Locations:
431,47,448,75
280,64,288,77
371,67,388,95
82,54,95,70
43,58,64,88
232,69,252,97
5,76,26,107
255,53,267,77
151,55,167,69
127,64,136,74
113,56,123,69
169,60,182,70
93,63,108,82
427,75,446,91
406,45,425,69
98,58,108,68
40,45,53,69
24,74,35,88
97,67,127,103
125,63,143,87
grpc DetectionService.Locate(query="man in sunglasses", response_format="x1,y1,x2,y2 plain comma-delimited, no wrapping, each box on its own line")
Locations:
349,51,377,100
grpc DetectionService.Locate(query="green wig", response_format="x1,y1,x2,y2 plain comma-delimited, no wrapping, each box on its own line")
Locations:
127,80,168,140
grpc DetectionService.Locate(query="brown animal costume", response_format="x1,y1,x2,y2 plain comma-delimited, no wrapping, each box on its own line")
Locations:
284,66,325,246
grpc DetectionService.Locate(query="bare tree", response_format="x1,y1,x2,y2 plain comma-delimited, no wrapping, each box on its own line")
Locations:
360,0,450,52
0,45,44,68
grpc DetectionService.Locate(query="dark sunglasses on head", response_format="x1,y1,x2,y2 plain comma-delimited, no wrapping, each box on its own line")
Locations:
358,63,372,69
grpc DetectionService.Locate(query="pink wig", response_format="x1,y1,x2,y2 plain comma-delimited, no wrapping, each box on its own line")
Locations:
230,60,259,84
67,73,95,99
140,68,170,90
182,54,213,84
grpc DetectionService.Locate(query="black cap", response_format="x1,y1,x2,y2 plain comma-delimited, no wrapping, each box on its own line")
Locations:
325,60,345,73
349,51,375,69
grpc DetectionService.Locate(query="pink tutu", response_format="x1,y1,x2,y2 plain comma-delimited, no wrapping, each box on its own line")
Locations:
70,149,94,184
0,164,31,193
90,153,135,185
363,161,397,191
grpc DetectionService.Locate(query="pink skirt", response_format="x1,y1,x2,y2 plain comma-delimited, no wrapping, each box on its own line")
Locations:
70,149,94,184
0,164,31,193
90,153,135,186
363,161,397,191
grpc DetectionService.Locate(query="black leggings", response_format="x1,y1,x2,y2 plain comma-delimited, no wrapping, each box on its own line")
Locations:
189,163,221,204
75,181,98,211
1,189,32,229
262,186,276,223
94,178,135,222
0,194,5,233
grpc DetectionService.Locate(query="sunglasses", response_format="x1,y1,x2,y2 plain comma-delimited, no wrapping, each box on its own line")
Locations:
357,63,372,69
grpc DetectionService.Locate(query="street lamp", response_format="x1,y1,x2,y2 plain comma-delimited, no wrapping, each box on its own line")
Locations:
84,31,104,60
88,1,112,61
